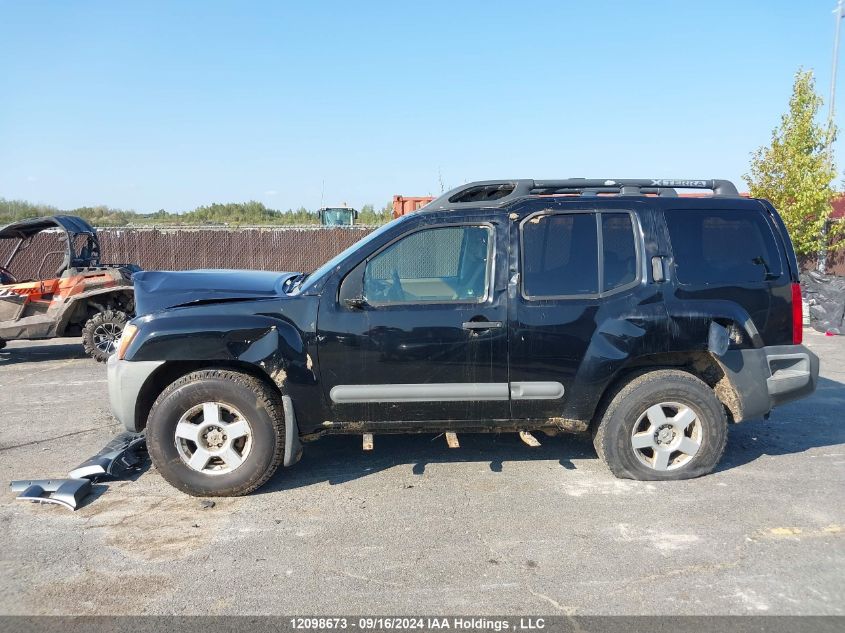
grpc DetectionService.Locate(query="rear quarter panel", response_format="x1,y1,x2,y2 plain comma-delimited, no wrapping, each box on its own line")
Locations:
659,198,793,349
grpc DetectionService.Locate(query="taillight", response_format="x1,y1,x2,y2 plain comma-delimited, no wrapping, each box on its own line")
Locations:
791,282,803,345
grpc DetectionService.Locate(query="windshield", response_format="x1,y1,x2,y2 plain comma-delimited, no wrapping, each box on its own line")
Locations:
321,209,355,226
296,218,402,293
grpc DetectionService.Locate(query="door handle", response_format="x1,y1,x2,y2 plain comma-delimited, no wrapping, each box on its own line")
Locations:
462,320,503,330
651,256,666,282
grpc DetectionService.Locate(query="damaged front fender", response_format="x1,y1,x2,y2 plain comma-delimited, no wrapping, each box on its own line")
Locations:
119,294,326,432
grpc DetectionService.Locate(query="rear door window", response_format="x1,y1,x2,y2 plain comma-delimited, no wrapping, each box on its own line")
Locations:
665,209,783,285
521,213,599,297
602,213,638,292
520,211,640,298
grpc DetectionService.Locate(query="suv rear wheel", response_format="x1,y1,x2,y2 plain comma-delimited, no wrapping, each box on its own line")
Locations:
146,370,285,497
593,370,728,480
82,309,128,362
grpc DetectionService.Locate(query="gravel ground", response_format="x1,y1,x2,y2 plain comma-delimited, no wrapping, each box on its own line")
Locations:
0,330,842,616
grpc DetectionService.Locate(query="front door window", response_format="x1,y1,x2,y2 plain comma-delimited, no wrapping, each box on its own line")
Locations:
364,225,492,305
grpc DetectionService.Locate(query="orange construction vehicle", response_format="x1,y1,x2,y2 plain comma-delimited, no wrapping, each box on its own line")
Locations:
392,195,434,219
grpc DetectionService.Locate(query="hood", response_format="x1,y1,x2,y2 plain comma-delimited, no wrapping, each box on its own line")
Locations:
133,269,298,316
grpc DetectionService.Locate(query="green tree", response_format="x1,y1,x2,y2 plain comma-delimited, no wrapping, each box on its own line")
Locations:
744,69,838,258
357,202,393,225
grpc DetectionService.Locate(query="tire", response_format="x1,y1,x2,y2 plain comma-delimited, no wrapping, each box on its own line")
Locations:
82,309,128,362
146,370,285,497
592,369,728,481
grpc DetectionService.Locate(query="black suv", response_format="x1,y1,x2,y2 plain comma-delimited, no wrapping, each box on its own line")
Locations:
107,178,818,496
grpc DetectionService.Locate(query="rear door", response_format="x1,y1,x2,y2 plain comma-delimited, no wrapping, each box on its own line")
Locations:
508,202,646,421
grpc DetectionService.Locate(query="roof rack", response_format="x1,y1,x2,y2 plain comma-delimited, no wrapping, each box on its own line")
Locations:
423,179,740,210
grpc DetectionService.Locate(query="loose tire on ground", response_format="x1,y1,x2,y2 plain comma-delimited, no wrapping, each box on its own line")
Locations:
81,309,128,362
592,369,728,481
146,370,285,497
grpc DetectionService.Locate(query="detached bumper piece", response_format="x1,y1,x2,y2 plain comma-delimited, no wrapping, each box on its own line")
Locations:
67,431,146,480
9,479,92,511
10,431,147,511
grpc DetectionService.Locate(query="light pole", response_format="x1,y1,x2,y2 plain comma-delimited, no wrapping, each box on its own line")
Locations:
831,0,845,128
821,0,845,273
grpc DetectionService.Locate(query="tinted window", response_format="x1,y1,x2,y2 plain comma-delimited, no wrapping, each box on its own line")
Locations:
522,213,599,297
364,225,491,304
602,213,637,291
665,209,783,284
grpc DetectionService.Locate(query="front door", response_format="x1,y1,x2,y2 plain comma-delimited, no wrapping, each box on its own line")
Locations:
317,216,509,424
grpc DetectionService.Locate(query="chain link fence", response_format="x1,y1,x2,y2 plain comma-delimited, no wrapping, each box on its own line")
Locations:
4,223,845,283
1,226,378,281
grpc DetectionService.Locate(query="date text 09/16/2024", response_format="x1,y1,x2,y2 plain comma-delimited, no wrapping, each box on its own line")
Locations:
289,617,547,631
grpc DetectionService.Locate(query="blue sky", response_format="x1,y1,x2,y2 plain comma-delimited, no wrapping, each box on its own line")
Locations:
0,1,841,213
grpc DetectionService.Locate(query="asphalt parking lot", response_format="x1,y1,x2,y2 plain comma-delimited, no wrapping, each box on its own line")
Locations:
0,330,843,616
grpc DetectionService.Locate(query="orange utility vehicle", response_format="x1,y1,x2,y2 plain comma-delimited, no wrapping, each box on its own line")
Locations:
0,216,138,361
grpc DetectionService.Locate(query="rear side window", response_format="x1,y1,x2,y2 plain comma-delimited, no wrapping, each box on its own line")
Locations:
665,209,783,285
602,213,638,292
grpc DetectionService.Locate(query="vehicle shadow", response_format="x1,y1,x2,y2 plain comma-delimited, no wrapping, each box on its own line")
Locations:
257,432,597,495
0,342,87,365
258,375,845,493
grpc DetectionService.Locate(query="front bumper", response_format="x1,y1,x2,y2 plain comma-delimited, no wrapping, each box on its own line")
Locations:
717,344,820,422
107,355,164,432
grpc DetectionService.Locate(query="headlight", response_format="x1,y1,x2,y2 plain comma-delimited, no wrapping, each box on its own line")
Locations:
116,323,139,360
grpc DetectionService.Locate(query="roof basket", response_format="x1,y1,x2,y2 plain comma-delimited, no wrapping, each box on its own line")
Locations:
423,178,739,210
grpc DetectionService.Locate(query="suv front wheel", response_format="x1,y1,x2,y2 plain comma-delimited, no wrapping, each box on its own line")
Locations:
593,370,728,480
146,370,286,496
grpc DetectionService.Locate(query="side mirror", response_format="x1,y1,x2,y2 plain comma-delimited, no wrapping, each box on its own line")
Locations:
339,261,367,309
344,296,368,309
